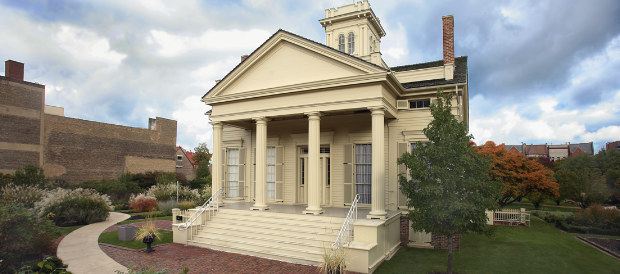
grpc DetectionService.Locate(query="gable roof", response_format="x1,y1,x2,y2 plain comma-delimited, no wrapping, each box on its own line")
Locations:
570,143,594,155
203,29,388,99
505,145,523,153
394,56,468,89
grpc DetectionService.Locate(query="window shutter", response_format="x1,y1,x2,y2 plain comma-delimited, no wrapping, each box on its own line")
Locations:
275,146,284,201
238,148,246,198
343,144,353,203
397,142,408,207
253,148,256,200
221,149,226,194
397,100,409,110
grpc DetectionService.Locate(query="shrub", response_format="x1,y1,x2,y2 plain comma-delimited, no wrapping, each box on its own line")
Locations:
196,161,211,180
73,179,140,203
0,183,47,209
157,200,179,216
571,203,620,229
141,211,164,218
35,188,112,226
11,164,47,188
145,183,200,203
189,176,211,190
17,256,69,274
0,173,12,188
531,210,574,224
155,173,177,185
129,193,158,213
199,185,212,205
0,204,60,273
178,201,196,210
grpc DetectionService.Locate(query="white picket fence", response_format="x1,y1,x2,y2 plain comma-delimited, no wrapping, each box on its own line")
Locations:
492,208,530,227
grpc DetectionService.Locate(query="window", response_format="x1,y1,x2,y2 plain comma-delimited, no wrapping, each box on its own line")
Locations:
227,149,239,197
327,158,331,186
355,144,372,204
338,34,345,52
177,155,182,161
348,32,355,54
409,100,430,109
267,147,276,199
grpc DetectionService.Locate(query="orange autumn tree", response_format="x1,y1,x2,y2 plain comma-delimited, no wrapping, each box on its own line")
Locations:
476,141,559,208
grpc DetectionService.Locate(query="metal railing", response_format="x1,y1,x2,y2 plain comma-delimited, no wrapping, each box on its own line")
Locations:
331,194,360,250
177,188,224,245
494,209,530,227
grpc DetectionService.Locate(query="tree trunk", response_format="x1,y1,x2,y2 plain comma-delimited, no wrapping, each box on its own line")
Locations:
447,232,453,274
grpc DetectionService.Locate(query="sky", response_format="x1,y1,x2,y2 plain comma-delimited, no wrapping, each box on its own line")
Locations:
1,0,619,153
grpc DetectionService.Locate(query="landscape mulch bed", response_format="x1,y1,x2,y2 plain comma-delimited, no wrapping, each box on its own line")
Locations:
101,243,323,274
104,220,173,233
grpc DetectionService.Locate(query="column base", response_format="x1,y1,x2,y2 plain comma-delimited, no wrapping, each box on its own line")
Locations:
250,206,270,211
303,210,324,215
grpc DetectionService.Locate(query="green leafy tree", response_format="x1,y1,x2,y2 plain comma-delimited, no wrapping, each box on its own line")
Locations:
192,143,212,166
196,161,211,179
12,164,47,188
555,167,608,209
397,90,502,274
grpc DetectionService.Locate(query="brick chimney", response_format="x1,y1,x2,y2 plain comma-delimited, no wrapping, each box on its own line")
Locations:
442,15,454,65
5,60,24,81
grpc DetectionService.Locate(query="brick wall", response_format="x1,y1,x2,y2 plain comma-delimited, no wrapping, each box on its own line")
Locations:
43,114,177,184
0,76,44,173
400,216,409,246
430,232,460,251
175,148,196,180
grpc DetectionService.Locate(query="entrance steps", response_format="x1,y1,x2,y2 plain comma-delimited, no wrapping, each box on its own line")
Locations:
186,208,346,266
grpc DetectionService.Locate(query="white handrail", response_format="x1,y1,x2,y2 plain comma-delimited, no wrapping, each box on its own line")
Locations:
331,194,360,250
177,188,223,246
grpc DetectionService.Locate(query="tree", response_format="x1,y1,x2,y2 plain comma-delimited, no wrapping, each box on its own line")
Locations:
196,160,211,179
192,143,212,166
11,164,47,188
555,154,609,209
398,91,502,274
476,141,559,208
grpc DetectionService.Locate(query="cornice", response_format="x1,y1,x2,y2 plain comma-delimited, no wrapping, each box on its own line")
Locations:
203,72,388,105
210,96,385,121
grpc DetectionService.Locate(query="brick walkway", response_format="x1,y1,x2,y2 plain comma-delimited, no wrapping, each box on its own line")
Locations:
103,220,173,233
100,243,321,274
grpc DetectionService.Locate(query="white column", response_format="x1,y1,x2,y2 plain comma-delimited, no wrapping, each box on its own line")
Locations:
211,121,224,206
251,117,270,211
368,107,387,219
303,112,324,215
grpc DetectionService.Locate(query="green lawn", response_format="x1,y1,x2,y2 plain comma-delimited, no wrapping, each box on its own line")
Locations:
375,218,620,274
118,216,172,225
56,225,85,235
98,229,173,249
503,202,581,212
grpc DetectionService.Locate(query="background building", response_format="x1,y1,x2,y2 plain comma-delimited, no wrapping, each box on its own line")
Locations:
505,142,594,161
175,146,196,180
0,60,177,184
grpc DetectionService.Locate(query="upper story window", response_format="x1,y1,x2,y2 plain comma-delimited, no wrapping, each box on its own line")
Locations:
177,155,182,161
338,34,345,52
348,32,355,54
410,100,430,109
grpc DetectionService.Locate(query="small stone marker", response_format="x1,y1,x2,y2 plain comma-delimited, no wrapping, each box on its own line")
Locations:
118,225,138,241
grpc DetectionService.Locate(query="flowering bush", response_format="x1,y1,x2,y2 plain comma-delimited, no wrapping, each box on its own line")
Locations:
129,193,158,213
145,183,200,203
0,183,47,209
178,201,197,210
34,188,112,226
199,185,212,205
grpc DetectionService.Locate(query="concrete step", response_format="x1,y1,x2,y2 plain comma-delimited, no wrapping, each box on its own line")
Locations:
210,215,342,231
188,239,322,266
197,225,337,243
192,234,325,259
198,230,332,252
218,209,346,224
206,220,340,238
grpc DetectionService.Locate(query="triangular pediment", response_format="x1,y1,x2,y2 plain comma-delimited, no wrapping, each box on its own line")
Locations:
206,31,385,98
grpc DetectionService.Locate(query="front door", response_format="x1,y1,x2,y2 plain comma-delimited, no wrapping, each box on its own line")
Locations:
297,147,331,205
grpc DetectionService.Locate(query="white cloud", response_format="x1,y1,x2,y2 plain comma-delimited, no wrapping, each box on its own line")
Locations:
172,96,213,151
190,58,240,89
150,29,272,57
53,25,127,68
381,23,409,66
470,91,620,146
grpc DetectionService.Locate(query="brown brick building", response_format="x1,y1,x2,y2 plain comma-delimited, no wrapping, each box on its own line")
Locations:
175,146,196,180
0,60,177,184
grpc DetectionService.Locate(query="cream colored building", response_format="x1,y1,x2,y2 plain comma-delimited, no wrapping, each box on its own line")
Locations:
175,1,469,272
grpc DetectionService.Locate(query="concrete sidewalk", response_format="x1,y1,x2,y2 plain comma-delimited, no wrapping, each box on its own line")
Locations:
57,212,130,274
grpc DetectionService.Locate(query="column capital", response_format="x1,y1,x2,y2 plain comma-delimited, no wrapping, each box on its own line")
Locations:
367,106,385,116
252,117,270,124
209,121,223,127
304,111,322,120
